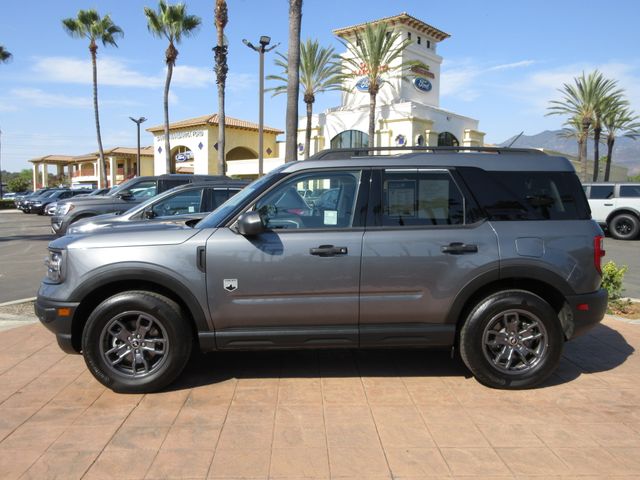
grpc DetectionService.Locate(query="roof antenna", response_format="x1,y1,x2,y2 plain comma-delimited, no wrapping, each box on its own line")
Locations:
507,131,524,148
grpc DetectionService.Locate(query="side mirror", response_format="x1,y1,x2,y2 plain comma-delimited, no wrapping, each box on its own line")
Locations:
143,208,155,219
117,190,133,200
237,211,264,236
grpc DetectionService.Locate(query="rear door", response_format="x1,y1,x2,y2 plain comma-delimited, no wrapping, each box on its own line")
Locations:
588,184,616,222
359,168,500,347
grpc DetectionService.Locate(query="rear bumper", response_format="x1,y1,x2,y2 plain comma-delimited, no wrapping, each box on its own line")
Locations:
565,288,608,339
35,296,80,354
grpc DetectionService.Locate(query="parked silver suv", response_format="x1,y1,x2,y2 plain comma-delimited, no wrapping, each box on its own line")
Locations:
36,147,608,393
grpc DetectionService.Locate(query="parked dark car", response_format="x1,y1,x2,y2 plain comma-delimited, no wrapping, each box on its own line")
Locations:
16,188,57,210
52,174,228,236
67,180,248,235
26,189,89,215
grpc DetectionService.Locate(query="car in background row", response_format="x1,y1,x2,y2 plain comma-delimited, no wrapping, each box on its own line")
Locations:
583,182,640,240
68,180,248,235
45,188,112,216
16,188,57,210
25,189,90,215
52,174,229,236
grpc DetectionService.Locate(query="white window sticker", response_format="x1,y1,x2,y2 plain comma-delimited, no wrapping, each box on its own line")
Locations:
188,206,195,213
324,210,338,225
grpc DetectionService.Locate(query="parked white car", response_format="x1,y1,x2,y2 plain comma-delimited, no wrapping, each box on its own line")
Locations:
583,183,640,240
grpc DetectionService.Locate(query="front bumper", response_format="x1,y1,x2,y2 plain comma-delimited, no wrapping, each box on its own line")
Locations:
35,296,80,354
565,288,608,339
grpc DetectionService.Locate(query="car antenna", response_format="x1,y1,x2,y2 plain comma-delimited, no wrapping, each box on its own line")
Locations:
506,131,525,148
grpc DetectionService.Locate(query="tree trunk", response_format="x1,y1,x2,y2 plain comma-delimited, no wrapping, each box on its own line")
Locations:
164,43,177,174
304,100,312,160
215,0,228,175
592,126,601,181
285,0,302,162
368,91,377,149
90,43,107,188
604,135,615,182
579,119,590,182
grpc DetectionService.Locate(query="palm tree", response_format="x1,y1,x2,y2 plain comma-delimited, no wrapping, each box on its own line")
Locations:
62,10,123,188
214,0,228,175
268,39,342,159
601,105,640,181
284,0,303,162
547,71,619,181
0,45,12,63
590,80,624,181
340,22,417,148
145,1,201,174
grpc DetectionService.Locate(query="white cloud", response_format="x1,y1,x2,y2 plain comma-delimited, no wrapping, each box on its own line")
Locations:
31,56,216,89
487,60,536,71
7,88,139,109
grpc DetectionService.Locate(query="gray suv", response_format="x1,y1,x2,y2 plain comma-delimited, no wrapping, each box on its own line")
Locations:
36,148,608,393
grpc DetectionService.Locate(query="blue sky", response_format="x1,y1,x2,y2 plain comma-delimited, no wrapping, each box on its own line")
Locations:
1,0,639,172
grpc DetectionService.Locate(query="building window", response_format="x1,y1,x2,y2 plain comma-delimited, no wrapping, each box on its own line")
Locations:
330,130,369,149
437,132,460,147
417,36,421,45
415,134,425,146
427,40,431,48
407,32,412,40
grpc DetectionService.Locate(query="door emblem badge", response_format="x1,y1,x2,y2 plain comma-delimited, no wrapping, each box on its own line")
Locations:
223,279,238,292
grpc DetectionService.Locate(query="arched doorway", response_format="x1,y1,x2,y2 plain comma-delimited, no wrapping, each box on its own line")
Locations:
170,146,194,173
437,132,459,147
226,146,258,160
330,130,369,149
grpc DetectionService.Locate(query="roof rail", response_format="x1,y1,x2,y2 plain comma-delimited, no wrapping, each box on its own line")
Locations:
309,146,543,160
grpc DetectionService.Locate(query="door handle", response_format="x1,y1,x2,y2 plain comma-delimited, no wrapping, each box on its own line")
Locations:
604,203,614,206
309,245,348,257
441,242,478,254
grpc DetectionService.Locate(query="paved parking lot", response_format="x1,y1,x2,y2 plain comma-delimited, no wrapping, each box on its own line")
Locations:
0,316,639,479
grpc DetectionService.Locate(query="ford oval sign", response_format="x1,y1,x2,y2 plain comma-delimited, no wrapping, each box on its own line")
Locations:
355,77,369,92
414,77,432,92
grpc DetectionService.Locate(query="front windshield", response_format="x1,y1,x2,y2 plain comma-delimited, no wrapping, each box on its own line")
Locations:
197,166,286,228
107,177,139,196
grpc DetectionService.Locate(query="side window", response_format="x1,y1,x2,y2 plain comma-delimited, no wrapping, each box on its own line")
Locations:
381,169,464,226
151,188,203,216
212,189,231,209
620,185,640,198
130,181,157,200
590,186,614,199
253,170,362,229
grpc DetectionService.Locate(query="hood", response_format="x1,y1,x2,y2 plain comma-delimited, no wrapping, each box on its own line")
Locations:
54,222,202,249
68,214,203,235
57,194,120,207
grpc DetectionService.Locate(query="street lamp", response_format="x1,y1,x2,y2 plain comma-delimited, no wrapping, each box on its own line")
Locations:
129,116,147,177
243,36,279,177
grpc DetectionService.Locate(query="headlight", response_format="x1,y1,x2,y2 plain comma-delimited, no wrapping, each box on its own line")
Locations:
44,249,65,283
57,203,75,216
68,222,105,235
33,201,42,206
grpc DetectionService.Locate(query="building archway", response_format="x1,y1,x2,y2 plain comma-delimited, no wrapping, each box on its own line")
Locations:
330,130,369,149
226,146,258,160
437,132,459,147
170,145,194,173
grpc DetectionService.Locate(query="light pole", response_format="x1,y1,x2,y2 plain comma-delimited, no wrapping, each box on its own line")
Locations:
129,117,147,177
243,36,279,177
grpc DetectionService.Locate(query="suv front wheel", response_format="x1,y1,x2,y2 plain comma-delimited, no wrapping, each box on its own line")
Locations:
81,291,193,393
459,290,563,389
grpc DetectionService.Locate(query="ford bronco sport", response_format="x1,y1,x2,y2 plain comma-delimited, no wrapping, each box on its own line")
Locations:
36,147,608,393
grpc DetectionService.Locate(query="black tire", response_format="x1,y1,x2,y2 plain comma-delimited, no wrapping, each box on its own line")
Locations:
459,290,564,389
81,291,193,393
608,213,640,240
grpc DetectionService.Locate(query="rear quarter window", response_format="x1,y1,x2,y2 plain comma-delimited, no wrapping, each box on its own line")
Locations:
458,168,590,221
620,185,640,198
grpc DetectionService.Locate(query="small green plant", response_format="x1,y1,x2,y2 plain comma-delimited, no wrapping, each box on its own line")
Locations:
601,260,632,314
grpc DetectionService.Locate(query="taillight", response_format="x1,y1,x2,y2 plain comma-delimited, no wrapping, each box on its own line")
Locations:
594,235,605,274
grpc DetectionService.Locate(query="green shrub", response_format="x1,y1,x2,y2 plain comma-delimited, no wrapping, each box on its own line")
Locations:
0,199,15,210
601,260,632,314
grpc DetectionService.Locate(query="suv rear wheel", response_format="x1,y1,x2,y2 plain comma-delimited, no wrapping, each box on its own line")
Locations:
608,213,640,240
81,291,192,393
459,290,563,389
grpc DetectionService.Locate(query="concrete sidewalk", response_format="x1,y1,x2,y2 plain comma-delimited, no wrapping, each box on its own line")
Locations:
0,317,639,479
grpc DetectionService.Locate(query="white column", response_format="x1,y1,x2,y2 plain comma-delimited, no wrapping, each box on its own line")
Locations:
95,160,101,188
41,163,48,187
109,157,117,187
32,164,38,190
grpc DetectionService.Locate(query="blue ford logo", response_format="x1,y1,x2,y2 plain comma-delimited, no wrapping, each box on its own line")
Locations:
355,77,369,92
414,77,432,92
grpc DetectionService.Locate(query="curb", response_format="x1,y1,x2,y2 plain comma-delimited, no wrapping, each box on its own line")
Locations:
0,297,36,307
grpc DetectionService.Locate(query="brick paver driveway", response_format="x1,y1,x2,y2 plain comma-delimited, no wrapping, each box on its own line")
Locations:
0,317,639,479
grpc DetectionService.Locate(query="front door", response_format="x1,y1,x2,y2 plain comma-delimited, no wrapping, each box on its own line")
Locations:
205,168,368,349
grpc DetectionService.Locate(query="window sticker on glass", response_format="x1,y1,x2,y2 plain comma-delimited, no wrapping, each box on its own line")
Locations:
387,180,416,217
324,210,338,225
188,206,195,213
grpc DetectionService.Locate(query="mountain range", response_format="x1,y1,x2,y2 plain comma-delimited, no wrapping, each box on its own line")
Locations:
498,130,640,175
